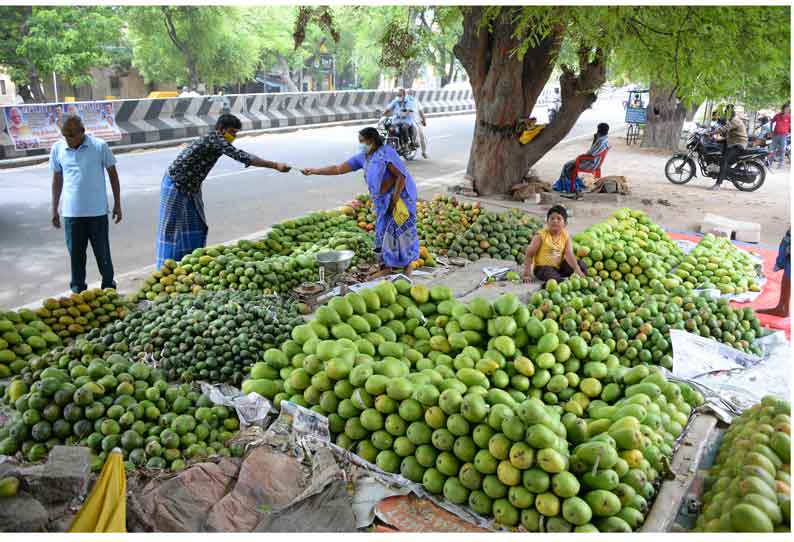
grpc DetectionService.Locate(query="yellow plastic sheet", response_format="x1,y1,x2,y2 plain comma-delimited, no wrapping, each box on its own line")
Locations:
520,124,546,144
392,197,409,225
69,449,126,533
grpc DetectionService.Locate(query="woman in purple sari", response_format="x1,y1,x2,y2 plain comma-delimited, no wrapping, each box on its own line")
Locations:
301,127,419,275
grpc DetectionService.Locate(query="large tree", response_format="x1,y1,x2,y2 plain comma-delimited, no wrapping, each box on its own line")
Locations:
0,6,123,102
454,7,632,194
125,6,263,91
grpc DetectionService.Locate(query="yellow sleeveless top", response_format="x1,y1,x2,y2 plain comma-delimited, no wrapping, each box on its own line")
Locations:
535,228,569,268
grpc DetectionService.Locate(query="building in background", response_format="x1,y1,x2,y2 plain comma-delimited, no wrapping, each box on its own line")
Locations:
0,68,18,105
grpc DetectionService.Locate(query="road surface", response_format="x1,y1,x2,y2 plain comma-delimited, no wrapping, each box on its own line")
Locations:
0,95,625,308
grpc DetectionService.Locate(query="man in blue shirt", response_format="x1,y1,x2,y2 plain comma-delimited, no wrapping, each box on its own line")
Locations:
50,114,122,293
383,88,417,150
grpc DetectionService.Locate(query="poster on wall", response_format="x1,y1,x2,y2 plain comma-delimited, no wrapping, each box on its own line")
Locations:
2,101,121,151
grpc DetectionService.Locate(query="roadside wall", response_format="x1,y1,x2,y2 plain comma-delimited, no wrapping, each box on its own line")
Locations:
0,89,474,160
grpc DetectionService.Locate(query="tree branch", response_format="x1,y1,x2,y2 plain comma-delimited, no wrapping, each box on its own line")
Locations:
161,7,187,56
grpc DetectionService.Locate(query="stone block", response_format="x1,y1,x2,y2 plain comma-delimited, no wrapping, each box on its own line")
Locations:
700,213,761,243
0,491,49,532
24,445,91,505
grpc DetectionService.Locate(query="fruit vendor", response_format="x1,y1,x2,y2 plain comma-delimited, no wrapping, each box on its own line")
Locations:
522,205,586,284
758,228,790,317
301,127,419,276
50,114,122,294
556,123,610,190
155,114,291,270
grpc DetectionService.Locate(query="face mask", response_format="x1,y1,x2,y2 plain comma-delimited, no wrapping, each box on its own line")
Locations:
358,143,371,154
223,132,236,144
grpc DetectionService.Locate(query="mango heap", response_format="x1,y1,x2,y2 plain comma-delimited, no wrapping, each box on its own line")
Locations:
1,309,62,377
95,290,304,386
674,234,761,295
574,209,683,289
132,210,374,302
1,351,241,470
534,276,764,361
696,396,790,533
35,289,130,340
447,209,541,264
415,195,483,255
241,279,704,531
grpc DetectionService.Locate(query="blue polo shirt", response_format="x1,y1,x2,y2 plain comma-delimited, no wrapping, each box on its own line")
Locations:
49,135,117,218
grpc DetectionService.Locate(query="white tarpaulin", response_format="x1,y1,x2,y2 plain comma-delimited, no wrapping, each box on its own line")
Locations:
671,329,790,416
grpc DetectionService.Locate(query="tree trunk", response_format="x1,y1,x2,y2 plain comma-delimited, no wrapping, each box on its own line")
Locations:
641,82,690,150
454,7,606,195
26,74,47,102
685,101,702,122
276,54,299,92
401,60,422,89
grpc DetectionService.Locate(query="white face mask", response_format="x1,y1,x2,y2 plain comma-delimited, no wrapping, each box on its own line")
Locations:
359,143,372,154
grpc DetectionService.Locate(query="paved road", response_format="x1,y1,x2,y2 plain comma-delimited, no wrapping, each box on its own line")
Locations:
0,95,625,308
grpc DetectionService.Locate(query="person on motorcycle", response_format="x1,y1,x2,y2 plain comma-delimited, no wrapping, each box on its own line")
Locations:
710,107,748,191
407,89,428,159
383,88,417,150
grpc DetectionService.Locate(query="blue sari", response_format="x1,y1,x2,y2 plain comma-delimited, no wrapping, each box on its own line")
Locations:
346,145,419,268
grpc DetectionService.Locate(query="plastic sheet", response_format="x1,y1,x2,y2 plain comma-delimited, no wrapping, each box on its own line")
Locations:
200,383,273,429
671,329,790,419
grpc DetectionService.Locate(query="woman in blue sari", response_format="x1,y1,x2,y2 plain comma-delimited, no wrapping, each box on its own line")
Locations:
302,127,419,275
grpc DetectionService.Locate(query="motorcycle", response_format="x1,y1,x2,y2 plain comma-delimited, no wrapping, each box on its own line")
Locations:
376,115,418,161
664,128,767,192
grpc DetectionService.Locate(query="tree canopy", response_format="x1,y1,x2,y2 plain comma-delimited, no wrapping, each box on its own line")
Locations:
0,6,123,101
125,6,263,91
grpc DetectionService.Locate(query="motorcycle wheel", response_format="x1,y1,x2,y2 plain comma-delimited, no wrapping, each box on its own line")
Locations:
731,160,766,192
664,156,696,184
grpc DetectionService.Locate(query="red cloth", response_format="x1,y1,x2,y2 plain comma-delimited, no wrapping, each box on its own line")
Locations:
772,112,790,135
666,231,790,339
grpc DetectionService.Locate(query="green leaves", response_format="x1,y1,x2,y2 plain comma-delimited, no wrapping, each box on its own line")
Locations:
125,6,265,89
0,6,122,90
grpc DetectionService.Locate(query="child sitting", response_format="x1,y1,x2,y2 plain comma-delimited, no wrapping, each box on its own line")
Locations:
523,205,587,284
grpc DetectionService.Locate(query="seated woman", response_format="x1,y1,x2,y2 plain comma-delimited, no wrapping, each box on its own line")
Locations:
523,205,587,284
557,123,610,191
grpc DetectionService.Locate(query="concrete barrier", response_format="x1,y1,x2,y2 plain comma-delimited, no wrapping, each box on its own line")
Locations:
0,89,475,160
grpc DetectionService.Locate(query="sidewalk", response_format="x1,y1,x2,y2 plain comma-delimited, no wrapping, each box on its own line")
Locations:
420,131,791,247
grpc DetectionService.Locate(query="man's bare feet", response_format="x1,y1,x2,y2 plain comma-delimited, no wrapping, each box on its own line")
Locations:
757,306,789,317
402,265,413,277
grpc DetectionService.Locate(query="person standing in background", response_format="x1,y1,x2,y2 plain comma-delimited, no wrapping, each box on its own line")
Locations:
770,103,790,170
407,89,428,159
50,114,122,293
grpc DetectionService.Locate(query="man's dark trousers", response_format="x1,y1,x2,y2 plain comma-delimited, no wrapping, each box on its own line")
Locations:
64,215,116,293
716,145,743,185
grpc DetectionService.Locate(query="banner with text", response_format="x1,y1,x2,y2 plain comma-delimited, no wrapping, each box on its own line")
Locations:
2,102,121,151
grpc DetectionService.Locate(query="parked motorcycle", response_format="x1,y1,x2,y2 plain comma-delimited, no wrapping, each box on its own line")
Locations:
377,115,417,160
664,128,767,192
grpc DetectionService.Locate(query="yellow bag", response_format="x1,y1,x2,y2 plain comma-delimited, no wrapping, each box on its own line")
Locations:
392,197,409,225
69,449,126,532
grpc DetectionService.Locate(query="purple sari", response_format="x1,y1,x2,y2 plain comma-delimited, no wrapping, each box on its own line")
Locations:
346,145,419,268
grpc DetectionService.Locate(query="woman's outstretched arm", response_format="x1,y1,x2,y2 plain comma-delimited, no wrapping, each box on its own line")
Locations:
301,162,354,176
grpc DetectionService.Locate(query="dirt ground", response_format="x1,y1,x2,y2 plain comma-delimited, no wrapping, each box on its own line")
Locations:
424,130,791,247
